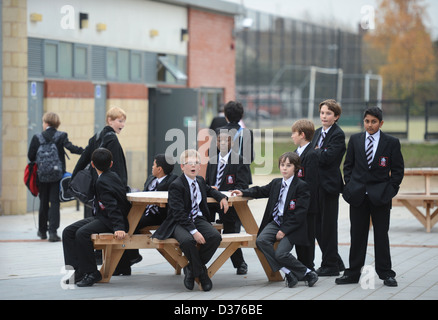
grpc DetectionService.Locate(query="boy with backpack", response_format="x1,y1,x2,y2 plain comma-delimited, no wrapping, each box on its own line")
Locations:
28,112,83,242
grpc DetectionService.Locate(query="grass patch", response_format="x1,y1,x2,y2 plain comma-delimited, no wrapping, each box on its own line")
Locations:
251,140,438,175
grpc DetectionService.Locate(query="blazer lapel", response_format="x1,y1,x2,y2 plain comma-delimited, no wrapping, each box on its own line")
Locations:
358,132,367,167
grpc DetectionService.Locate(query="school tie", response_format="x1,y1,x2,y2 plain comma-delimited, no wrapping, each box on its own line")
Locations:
145,179,159,216
215,158,226,188
272,181,287,226
190,181,200,221
366,135,374,168
319,131,326,148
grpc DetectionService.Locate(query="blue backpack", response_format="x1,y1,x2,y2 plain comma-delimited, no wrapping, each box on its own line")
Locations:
36,131,63,183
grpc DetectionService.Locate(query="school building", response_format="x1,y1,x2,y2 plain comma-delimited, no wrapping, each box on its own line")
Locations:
1,0,242,214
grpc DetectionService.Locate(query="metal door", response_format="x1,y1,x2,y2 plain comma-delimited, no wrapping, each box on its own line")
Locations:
148,88,199,176
27,81,44,212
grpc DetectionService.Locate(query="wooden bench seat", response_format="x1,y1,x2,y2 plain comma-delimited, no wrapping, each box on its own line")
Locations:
91,231,255,281
137,223,224,235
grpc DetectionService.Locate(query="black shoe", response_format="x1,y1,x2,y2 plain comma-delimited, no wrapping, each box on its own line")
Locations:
76,271,102,287
37,231,47,240
48,232,61,242
316,266,339,276
183,266,194,290
383,276,398,287
236,262,248,275
303,271,318,287
335,274,360,285
113,266,131,276
285,272,298,288
199,267,213,292
130,254,143,266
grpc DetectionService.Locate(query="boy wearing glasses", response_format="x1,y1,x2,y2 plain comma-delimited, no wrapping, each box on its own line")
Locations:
152,149,229,291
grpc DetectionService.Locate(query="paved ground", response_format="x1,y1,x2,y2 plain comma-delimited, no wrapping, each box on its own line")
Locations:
0,174,437,302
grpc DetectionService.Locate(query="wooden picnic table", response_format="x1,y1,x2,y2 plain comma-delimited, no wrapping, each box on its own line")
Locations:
93,191,283,283
393,168,438,232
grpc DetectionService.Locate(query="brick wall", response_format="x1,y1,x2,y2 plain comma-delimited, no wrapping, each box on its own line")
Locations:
187,8,236,102
1,0,28,214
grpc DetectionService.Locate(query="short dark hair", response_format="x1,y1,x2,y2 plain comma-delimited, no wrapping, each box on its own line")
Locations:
363,106,383,122
278,152,301,175
154,153,174,175
224,100,244,123
92,148,113,172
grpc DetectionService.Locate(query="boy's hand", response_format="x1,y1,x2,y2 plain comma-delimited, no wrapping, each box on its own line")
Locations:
219,198,229,213
276,230,285,241
114,230,126,240
193,231,206,244
230,190,242,197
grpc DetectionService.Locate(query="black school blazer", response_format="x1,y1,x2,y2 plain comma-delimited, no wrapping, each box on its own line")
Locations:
94,170,131,232
72,126,128,188
343,131,404,207
241,176,310,246
28,127,84,174
311,123,346,195
152,174,227,240
295,144,319,214
205,150,252,191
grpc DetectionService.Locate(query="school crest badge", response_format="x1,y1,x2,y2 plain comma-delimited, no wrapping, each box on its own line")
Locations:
289,199,296,210
379,156,388,167
226,174,235,184
298,168,304,178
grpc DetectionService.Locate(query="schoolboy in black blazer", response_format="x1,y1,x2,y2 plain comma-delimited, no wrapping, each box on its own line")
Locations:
152,149,229,291
28,112,83,241
310,99,346,276
336,107,404,287
291,119,319,270
206,132,252,274
233,152,318,288
114,154,177,275
62,148,131,287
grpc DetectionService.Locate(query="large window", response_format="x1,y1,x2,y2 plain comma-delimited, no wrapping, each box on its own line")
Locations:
30,38,186,85
43,41,88,79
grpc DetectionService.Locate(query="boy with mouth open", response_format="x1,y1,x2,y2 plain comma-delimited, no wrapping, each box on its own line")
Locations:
152,149,229,291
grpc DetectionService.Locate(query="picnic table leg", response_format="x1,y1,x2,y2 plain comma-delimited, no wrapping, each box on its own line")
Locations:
98,202,147,283
100,247,125,283
400,199,427,230
207,242,241,278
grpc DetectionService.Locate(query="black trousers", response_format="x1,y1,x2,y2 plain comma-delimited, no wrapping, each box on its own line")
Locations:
315,186,344,270
62,217,111,274
38,181,60,233
346,196,395,279
173,217,221,277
